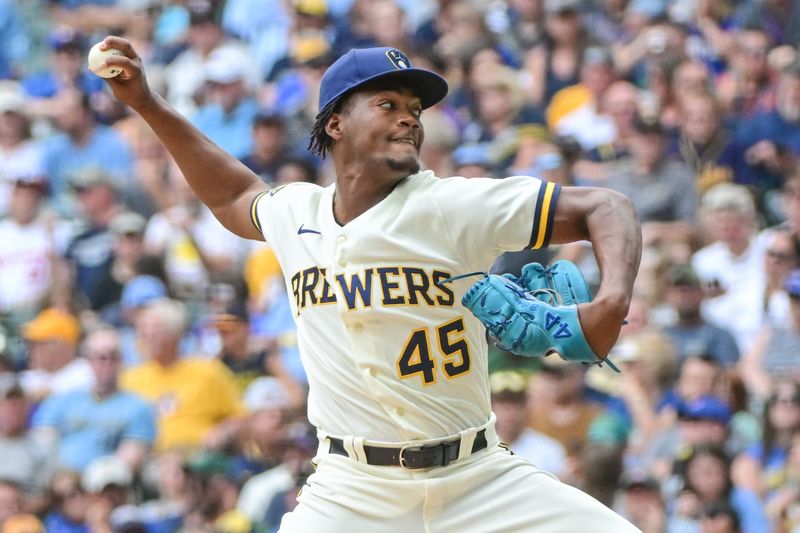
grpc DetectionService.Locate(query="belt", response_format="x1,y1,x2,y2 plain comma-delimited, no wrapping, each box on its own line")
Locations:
328,429,488,469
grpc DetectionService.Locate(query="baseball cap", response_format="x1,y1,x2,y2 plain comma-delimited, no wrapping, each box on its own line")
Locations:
677,395,731,424
244,376,290,411
205,48,248,84
632,114,665,136
0,375,24,400
22,308,80,345
215,300,249,327
489,371,529,402
0,81,25,115
82,456,133,493
701,183,755,215
666,264,701,287
293,0,327,16
318,47,448,113
110,211,147,236
2,514,45,533
70,168,119,192
544,0,581,14
453,143,491,168
619,470,660,492
784,269,800,297
48,27,86,52
120,275,167,311
583,46,613,66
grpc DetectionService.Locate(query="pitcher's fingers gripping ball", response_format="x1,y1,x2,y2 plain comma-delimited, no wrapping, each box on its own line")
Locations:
87,42,125,78
454,260,621,371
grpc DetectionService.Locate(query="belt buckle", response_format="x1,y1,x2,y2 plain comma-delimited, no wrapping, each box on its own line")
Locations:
398,443,422,469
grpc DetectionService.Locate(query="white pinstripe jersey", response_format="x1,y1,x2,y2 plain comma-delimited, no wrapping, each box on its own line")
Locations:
252,171,560,442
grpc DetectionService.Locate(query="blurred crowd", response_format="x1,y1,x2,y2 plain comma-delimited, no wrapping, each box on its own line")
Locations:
3,0,800,531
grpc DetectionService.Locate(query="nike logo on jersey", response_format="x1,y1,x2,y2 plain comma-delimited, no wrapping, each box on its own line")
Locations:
298,224,322,236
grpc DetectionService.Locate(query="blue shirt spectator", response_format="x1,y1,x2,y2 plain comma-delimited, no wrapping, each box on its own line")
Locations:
32,388,156,472
0,0,30,79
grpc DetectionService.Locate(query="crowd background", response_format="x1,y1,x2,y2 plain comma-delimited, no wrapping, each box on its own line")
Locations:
3,0,800,531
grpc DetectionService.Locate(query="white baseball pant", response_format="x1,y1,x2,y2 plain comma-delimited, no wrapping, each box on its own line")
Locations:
278,433,641,532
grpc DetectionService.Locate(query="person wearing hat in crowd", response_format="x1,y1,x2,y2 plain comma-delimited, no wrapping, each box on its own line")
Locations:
0,376,52,510
692,183,766,353
646,394,735,485
214,301,304,406
1,513,45,533
192,46,260,160
117,274,167,367
600,114,698,248
615,471,667,533
19,307,92,400
527,358,609,475
451,143,494,179
20,27,104,105
80,455,136,533
91,211,149,325
239,113,291,184
0,81,46,219
164,1,257,118
740,269,800,398
0,173,56,320
490,371,567,477
61,167,127,313
41,89,134,206
32,326,155,473
661,264,741,367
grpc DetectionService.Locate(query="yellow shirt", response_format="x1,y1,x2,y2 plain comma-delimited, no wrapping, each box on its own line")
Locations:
120,358,244,451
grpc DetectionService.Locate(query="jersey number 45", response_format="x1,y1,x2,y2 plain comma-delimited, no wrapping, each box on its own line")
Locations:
397,317,471,385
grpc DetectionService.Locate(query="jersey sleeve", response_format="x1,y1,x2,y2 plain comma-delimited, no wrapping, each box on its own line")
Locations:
249,183,316,243
431,176,560,269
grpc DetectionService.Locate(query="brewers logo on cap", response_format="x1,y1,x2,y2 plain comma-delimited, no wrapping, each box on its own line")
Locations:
386,49,410,69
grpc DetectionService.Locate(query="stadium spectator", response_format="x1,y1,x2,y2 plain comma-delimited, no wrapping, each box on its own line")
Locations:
0,176,56,318
191,46,260,159
120,299,244,452
0,81,45,218
692,183,763,352
19,307,91,400
41,89,133,207
32,327,155,472
490,371,567,476
660,264,741,367
0,376,51,502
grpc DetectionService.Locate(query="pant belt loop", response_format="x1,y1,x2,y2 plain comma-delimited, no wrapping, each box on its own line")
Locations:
352,436,367,463
457,427,477,461
342,436,360,462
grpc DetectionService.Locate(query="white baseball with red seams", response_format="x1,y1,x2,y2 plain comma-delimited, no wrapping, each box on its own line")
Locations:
87,42,124,78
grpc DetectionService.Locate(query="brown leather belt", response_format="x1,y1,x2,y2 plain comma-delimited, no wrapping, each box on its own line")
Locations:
328,429,488,469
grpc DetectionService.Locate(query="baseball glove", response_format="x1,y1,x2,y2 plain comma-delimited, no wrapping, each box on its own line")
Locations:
450,261,619,371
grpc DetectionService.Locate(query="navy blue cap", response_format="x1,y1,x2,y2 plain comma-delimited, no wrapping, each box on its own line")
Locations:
677,395,731,424
318,47,448,113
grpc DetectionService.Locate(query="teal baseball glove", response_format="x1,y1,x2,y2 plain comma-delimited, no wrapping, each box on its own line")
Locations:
449,261,619,371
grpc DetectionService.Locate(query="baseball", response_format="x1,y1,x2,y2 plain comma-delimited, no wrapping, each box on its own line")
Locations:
87,42,124,78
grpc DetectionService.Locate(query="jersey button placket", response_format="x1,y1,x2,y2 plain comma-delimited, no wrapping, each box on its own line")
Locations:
335,234,347,267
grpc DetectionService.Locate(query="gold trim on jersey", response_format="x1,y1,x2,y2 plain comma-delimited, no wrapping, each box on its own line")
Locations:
530,181,561,250
249,190,270,234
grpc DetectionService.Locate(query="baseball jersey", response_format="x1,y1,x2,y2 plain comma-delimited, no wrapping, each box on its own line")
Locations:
252,171,560,442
